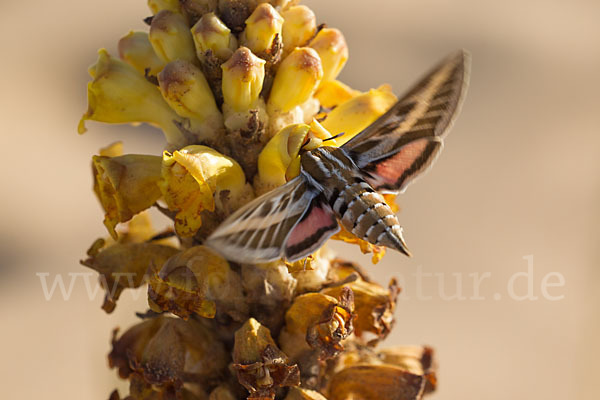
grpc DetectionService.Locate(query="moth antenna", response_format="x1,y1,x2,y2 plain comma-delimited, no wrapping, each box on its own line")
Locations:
323,131,346,142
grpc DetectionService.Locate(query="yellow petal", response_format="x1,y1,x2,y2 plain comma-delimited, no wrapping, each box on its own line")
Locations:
92,154,163,239
79,49,187,147
161,145,253,237
118,31,165,76
148,0,182,15
256,124,309,193
321,85,397,146
331,226,387,264
314,79,360,109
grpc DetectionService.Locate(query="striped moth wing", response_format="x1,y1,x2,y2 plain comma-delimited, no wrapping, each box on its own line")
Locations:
343,50,470,193
205,175,339,263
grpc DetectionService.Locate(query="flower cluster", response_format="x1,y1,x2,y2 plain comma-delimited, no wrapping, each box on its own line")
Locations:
80,1,437,399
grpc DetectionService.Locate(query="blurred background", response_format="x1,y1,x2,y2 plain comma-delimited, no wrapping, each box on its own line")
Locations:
0,0,598,398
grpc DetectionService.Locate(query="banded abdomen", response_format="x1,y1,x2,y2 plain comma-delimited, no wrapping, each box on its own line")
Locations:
301,146,410,256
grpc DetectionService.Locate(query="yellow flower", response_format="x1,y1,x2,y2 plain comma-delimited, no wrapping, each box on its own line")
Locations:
314,79,360,109
256,123,309,193
92,153,163,239
281,5,316,54
191,12,238,62
118,31,165,76
160,145,253,237
79,49,188,147
321,85,397,146
221,47,266,112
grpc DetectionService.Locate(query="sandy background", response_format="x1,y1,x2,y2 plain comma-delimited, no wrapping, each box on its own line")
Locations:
0,0,599,398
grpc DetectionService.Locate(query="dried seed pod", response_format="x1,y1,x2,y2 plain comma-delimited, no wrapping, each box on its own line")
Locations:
110,316,228,395
150,10,198,64
322,278,400,343
147,245,248,320
233,318,300,399
279,288,354,362
281,5,316,54
308,28,348,85
240,3,283,62
157,59,223,140
79,49,188,147
118,31,165,76
326,365,426,400
81,239,178,313
160,145,254,237
91,153,163,238
378,346,437,394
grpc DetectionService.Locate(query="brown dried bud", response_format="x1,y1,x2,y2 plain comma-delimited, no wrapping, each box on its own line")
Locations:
147,245,248,321
218,0,252,33
378,346,437,394
322,278,400,344
181,0,219,24
326,365,426,400
109,316,228,393
80,238,178,313
233,318,301,399
279,288,354,362
285,387,328,400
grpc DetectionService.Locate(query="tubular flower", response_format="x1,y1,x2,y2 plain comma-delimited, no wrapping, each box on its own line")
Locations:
118,31,166,76
160,145,254,237
92,153,163,239
79,49,188,147
79,1,449,399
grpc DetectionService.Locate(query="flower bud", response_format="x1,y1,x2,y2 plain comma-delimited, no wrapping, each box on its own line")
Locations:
326,365,426,400
309,28,348,85
160,145,254,237
118,31,165,76
79,49,188,147
81,239,178,313
92,153,163,239
148,0,182,15
233,318,300,398
281,5,316,52
256,123,309,193
191,12,237,61
314,79,359,109
149,10,198,64
268,47,323,113
221,47,266,112
240,3,283,61
158,59,221,126
147,245,247,320
321,85,397,146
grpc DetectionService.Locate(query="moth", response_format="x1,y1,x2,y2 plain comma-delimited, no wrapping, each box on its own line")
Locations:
206,50,470,263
